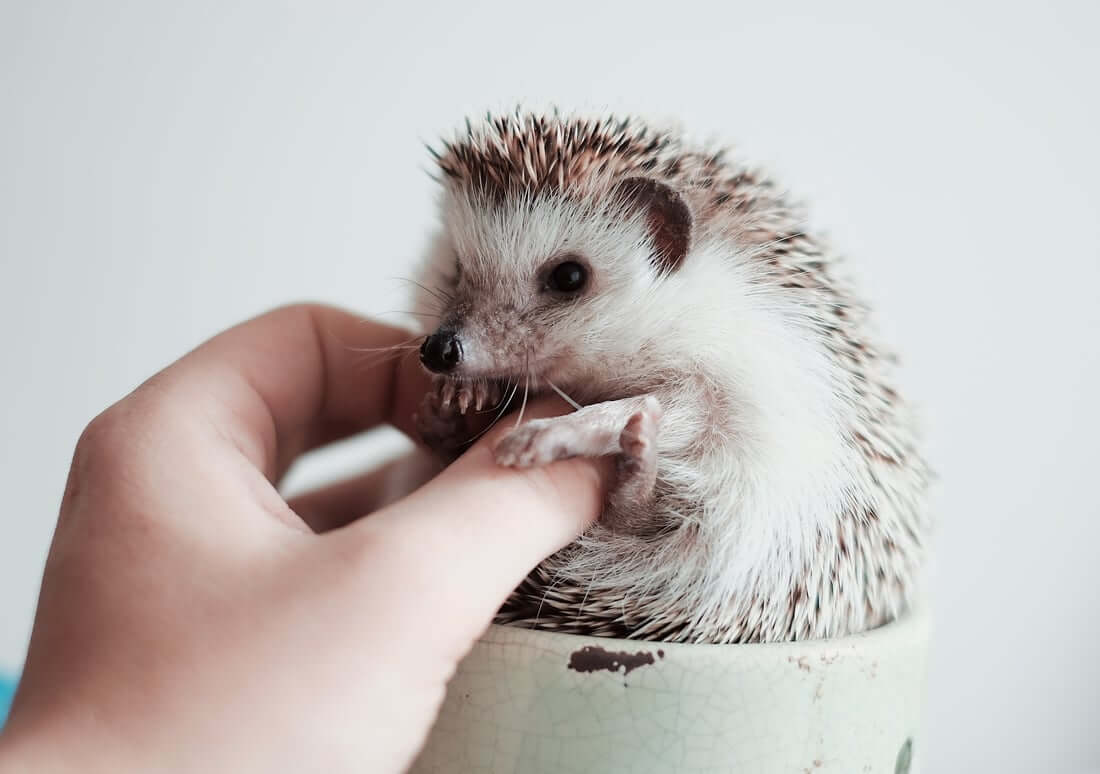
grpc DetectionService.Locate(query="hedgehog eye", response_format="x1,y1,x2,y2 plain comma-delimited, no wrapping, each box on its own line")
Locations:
547,260,587,294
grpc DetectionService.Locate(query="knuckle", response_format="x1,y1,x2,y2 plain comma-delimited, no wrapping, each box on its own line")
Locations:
70,390,177,494
74,405,136,473
64,404,149,516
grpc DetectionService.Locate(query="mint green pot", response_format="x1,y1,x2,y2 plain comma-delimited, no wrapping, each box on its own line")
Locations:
411,608,928,773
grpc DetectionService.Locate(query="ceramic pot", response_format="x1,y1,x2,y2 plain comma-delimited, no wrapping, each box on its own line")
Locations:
410,607,928,774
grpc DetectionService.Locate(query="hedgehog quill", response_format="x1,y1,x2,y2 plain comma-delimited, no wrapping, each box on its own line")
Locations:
412,111,931,644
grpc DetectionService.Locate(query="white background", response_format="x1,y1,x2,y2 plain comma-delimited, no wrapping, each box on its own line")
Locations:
1,1,1098,771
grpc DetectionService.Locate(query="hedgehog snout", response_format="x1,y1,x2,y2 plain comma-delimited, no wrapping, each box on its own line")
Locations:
420,328,462,373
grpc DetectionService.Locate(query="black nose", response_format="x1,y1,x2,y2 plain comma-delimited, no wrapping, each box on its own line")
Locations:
420,330,462,373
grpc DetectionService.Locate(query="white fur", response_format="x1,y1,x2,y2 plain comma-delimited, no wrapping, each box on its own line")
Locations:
413,124,928,643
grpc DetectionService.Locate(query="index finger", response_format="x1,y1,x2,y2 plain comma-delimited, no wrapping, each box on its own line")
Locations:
144,304,430,480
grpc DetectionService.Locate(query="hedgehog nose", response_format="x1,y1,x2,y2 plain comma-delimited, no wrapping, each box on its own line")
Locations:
420,329,462,373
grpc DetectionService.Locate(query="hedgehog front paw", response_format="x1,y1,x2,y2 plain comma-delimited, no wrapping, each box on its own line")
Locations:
494,419,582,468
414,378,467,457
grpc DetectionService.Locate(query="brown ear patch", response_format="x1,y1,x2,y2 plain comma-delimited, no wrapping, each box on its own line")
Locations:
614,176,693,272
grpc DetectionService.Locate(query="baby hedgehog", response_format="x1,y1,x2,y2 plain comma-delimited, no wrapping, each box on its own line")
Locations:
412,111,931,644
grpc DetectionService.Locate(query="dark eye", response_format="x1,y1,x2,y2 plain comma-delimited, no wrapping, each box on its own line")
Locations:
547,260,587,293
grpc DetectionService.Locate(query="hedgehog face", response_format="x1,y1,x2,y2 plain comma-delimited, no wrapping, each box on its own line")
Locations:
419,181,692,392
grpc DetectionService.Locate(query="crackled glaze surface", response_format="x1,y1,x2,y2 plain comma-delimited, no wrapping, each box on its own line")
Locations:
411,609,928,773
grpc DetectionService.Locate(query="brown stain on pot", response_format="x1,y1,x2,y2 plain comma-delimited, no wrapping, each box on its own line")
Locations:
567,645,664,676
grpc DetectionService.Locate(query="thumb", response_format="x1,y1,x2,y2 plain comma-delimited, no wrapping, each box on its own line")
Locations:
338,399,612,648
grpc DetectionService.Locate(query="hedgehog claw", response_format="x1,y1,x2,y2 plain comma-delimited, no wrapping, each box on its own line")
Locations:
456,387,472,415
474,380,502,412
494,419,578,468
440,380,457,412
488,380,503,408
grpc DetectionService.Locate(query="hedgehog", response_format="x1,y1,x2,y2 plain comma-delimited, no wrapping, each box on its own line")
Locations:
410,110,931,644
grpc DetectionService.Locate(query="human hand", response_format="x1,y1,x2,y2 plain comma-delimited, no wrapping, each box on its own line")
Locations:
0,305,609,773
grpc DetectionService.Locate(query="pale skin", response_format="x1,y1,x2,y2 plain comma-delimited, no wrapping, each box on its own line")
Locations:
0,304,611,774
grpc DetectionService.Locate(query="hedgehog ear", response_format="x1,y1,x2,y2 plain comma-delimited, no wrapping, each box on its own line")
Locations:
613,176,693,273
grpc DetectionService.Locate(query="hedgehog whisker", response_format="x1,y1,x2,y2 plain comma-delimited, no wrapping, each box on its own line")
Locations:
353,346,418,374
477,381,511,413
463,381,519,447
346,335,422,354
354,346,420,365
390,277,453,306
513,358,531,429
344,335,423,375
544,378,584,411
